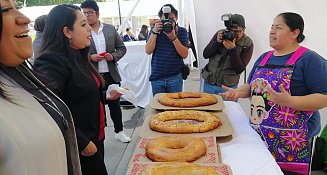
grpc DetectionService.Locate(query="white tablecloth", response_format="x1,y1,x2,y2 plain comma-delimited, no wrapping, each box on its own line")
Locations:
222,101,283,175
117,41,152,108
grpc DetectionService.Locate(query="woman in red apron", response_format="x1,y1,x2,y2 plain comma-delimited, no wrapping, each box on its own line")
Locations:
220,12,327,175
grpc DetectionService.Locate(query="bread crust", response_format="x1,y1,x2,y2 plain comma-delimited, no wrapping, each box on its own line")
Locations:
158,92,218,108
145,136,207,162
149,110,222,133
139,162,219,175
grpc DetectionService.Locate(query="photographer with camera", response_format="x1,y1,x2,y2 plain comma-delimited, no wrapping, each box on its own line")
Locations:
146,4,189,96
202,14,253,99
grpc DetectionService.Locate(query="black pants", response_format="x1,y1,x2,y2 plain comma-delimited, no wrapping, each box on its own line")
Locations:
101,72,123,133
80,139,108,175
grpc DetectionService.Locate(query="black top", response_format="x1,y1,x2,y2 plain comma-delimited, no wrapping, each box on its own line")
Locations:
34,49,106,151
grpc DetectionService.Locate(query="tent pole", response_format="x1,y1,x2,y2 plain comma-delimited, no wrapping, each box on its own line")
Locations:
117,0,122,25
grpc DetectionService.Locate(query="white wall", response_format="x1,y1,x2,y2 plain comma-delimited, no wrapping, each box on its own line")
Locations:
189,0,327,134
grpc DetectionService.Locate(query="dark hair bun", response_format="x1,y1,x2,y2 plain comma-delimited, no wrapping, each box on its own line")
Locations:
298,33,305,43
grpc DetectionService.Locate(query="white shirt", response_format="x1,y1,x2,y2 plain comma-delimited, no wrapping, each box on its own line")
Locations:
91,22,109,73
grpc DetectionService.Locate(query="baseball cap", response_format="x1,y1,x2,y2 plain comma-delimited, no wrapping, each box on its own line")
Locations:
231,14,245,28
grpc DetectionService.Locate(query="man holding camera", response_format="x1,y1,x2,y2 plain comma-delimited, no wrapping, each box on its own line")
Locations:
146,4,189,96
202,14,253,98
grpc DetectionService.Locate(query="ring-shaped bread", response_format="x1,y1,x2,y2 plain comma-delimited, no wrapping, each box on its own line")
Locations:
145,136,207,162
149,110,221,133
158,92,218,107
139,162,219,175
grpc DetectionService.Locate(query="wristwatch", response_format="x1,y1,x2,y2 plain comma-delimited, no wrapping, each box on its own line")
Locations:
171,36,178,41
152,30,159,35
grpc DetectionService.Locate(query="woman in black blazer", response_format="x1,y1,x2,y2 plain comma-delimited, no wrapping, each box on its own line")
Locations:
34,4,108,175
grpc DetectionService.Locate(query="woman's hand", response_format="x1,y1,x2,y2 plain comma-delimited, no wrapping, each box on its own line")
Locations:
81,141,97,156
266,84,292,107
219,85,241,101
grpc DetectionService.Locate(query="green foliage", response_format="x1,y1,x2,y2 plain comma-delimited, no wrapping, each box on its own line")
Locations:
16,0,24,7
16,0,107,7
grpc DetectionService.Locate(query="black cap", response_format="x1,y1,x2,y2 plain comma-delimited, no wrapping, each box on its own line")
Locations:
231,14,245,28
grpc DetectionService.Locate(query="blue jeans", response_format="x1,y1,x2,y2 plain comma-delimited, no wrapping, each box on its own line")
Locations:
151,73,183,96
308,112,321,138
203,82,237,101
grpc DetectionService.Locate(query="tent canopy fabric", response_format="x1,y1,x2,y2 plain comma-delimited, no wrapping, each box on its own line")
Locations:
19,0,178,21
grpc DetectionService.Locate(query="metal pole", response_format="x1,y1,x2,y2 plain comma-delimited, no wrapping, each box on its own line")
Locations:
117,0,140,35
117,0,122,25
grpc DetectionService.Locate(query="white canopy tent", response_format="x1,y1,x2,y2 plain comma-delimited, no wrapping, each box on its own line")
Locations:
19,0,178,22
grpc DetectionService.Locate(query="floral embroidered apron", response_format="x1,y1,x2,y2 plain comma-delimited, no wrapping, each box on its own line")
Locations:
250,46,313,174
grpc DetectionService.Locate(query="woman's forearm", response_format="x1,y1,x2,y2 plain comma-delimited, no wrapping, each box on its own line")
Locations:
290,93,327,111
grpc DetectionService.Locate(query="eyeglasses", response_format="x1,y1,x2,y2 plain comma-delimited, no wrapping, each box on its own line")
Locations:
83,11,97,17
231,28,244,34
169,18,177,24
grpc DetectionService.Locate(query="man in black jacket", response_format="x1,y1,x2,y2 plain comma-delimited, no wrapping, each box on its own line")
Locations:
202,14,253,99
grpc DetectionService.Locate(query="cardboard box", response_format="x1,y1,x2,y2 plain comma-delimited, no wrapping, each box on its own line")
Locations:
128,162,233,175
139,111,234,138
150,93,225,111
130,136,220,164
217,144,222,163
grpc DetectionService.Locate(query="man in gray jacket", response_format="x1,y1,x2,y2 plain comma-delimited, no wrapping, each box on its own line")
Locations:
81,0,131,143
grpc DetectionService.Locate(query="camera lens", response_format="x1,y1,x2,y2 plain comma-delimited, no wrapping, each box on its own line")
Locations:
161,19,173,33
222,30,235,41
163,23,173,33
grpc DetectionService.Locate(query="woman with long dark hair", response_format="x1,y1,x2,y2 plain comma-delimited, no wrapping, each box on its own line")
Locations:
34,4,108,175
138,24,149,40
0,0,81,174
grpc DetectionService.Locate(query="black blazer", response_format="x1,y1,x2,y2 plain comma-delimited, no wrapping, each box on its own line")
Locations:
34,49,106,151
88,23,127,83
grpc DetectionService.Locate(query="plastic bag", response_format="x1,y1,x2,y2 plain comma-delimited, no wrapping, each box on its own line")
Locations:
106,84,138,107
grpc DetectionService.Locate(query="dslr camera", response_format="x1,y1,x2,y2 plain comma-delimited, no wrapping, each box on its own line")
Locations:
221,13,235,41
161,6,173,33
